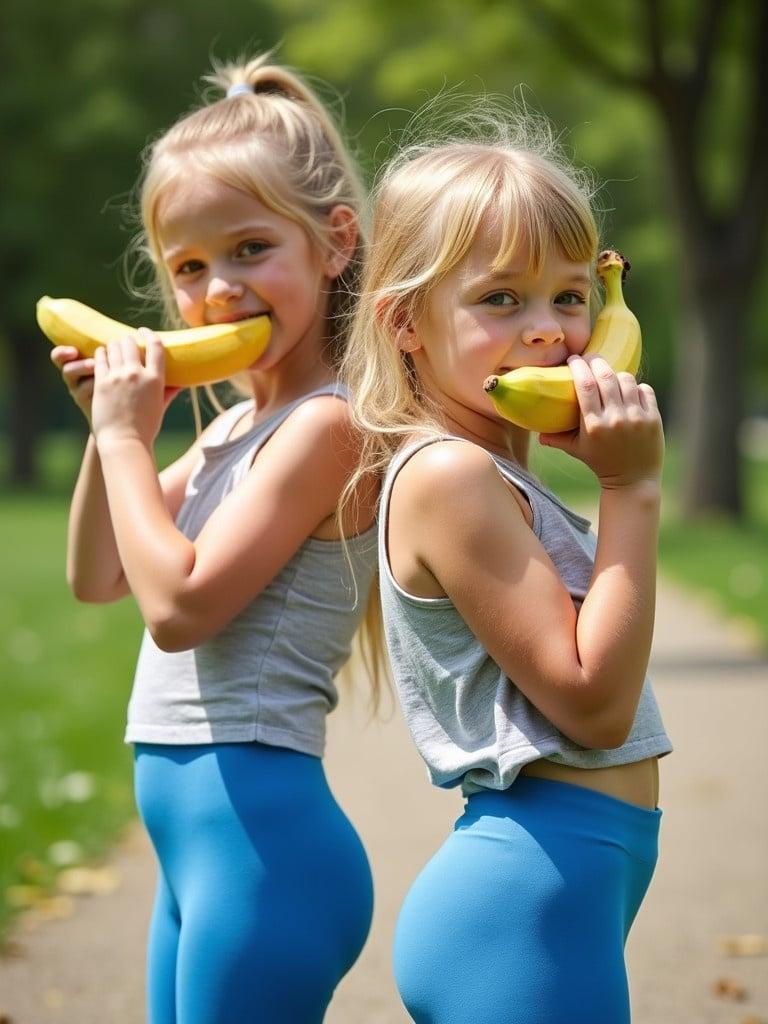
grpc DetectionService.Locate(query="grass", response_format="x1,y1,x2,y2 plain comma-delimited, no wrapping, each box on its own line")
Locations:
0,432,187,945
0,430,765,945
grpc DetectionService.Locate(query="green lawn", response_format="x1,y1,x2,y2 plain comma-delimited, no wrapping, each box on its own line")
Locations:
0,432,765,944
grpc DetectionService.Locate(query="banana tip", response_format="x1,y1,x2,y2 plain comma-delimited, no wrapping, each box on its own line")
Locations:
483,375,499,393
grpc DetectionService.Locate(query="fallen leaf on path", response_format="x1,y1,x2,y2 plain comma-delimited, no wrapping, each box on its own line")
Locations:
57,865,120,897
43,990,64,1009
720,934,768,957
712,976,749,1001
35,895,75,920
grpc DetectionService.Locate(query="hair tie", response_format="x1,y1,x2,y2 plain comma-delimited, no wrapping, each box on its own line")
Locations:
226,83,253,99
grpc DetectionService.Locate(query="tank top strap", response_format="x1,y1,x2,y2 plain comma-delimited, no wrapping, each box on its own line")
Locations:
262,382,349,439
380,434,591,544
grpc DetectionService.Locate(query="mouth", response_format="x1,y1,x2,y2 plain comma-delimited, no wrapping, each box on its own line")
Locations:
208,312,269,325
497,358,566,374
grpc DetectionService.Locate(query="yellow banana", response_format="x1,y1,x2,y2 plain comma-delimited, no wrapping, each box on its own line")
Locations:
37,296,271,388
483,249,641,433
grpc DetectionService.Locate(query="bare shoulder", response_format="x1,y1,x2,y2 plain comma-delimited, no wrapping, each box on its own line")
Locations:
388,440,530,598
269,393,356,459
393,439,517,520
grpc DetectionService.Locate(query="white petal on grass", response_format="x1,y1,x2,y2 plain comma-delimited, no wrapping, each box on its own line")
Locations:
48,840,84,867
59,771,96,803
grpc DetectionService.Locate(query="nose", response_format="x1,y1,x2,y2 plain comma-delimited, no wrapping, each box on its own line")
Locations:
521,316,564,347
206,275,244,306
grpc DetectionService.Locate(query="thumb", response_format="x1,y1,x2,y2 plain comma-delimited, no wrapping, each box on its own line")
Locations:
539,428,579,454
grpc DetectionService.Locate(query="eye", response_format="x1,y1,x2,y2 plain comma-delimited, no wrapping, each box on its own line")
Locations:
238,240,268,258
174,259,205,277
483,291,516,307
556,291,587,306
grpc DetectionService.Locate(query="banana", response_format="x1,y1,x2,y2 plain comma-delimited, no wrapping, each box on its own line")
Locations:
483,249,641,433
37,296,271,388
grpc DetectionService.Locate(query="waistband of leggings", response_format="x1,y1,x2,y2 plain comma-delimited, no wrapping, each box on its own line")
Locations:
461,775,661,861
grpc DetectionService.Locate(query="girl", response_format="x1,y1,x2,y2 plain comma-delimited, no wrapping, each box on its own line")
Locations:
342,115,673,1023
50,55,379,1024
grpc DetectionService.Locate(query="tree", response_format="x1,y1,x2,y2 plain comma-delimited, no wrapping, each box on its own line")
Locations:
530,0,768,517
284,0,768,520
0,0,286,486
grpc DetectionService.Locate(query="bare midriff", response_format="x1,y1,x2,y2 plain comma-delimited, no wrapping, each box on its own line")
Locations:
520,756,659,809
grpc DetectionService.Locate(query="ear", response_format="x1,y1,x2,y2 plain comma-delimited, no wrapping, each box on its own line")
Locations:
374,296,421,353
323,204,358,279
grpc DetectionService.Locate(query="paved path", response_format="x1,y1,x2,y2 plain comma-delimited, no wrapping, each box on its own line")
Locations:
1,578,766,1023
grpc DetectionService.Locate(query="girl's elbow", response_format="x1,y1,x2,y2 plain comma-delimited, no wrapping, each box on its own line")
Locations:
588,716,633,750
562,705,633,751
148,606,207,653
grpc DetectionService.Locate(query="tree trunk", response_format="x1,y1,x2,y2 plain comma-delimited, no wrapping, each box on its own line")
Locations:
674,276,746,518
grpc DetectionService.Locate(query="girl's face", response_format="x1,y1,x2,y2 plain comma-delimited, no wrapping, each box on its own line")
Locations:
156,172,341,375
404,228,592,436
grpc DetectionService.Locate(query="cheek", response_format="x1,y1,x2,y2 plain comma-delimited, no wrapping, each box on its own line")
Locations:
570,316,592,352
173,286,199,325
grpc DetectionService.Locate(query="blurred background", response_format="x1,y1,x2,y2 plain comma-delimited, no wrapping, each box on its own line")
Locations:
1,0,766,946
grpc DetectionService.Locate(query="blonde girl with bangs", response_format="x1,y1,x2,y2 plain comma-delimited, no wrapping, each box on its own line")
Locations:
50,54,379,1023
342,110,671,1023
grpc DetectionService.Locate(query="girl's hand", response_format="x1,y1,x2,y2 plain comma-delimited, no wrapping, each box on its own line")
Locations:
91,330,181,449
540,354,664,490
50,346,97,426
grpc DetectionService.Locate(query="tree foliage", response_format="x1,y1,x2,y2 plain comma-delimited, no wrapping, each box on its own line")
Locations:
2,0,765,517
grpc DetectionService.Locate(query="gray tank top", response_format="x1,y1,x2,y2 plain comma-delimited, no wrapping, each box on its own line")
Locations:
126,385,377,757
379,435,672,794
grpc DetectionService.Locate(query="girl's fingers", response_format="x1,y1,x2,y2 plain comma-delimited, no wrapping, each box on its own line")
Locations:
568,355,603,420
584,355,622,410
106,340,123,368
50,345,82,366
140,330,166,378
93,345,109,380
120,334,142,364
638,383,658,413
62,358,95,388
616,371,639,407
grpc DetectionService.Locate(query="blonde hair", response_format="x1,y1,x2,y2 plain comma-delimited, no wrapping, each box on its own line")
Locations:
341,102,601,490
129,52,367,419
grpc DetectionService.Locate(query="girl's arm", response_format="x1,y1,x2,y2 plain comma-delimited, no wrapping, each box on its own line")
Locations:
91,336,368,652
51,342,202,603
389,356,663,750
66,434,203,603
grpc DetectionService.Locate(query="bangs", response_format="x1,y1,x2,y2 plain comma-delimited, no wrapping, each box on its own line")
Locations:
489,156,598,275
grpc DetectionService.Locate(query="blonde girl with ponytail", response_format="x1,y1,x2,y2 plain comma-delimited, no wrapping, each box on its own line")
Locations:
50,54,379,1023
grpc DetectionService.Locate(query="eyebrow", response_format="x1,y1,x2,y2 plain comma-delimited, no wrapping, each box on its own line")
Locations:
161,224,273,260
468,270,592,289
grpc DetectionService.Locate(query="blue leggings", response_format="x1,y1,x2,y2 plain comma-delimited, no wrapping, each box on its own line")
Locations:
134,742,373,1024
394,776,661,1024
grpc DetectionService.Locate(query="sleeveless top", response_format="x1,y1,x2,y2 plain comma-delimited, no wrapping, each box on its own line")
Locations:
378,435,672,795
125,385,378,757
